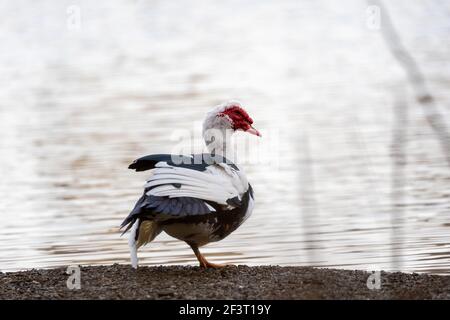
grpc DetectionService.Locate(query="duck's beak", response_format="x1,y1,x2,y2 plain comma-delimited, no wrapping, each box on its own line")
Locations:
246,126,262,137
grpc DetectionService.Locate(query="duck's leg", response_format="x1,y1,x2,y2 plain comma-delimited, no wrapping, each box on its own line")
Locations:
188,243,227,268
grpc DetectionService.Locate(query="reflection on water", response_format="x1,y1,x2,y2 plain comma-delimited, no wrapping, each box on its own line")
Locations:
0,0,449,274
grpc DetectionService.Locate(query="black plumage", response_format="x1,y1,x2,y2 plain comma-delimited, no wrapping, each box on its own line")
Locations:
128,153,239,172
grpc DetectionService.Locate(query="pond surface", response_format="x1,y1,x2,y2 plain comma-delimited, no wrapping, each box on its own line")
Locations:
0,0,449,274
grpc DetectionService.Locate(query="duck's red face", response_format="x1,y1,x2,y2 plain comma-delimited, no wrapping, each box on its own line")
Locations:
218,105,261,137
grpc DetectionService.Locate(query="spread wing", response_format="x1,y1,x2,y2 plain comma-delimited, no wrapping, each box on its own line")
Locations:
121,154,249,232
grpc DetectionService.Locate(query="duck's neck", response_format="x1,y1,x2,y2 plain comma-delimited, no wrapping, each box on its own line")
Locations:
203,129,227,157
203,127,232,158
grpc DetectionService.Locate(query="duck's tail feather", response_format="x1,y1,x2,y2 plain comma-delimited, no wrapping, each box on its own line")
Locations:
128,219,140,269
127,219,161,269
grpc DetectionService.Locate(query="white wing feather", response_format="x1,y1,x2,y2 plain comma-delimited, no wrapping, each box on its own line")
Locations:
145,162,248,205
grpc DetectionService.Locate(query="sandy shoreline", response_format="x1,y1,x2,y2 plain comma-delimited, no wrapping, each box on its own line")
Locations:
0,265,449,300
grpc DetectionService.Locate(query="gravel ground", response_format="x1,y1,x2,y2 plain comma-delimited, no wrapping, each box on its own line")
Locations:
0,265,449,300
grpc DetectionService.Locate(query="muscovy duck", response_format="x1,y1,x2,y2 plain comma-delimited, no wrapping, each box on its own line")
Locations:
121,101,260,268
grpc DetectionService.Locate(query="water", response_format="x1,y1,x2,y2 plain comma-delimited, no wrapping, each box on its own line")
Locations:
0,0,449,274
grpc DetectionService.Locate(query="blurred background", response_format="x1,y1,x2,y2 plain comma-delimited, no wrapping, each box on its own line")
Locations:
0,0,449,274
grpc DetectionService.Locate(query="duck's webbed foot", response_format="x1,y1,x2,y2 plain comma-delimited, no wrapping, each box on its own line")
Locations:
188,243,231,268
